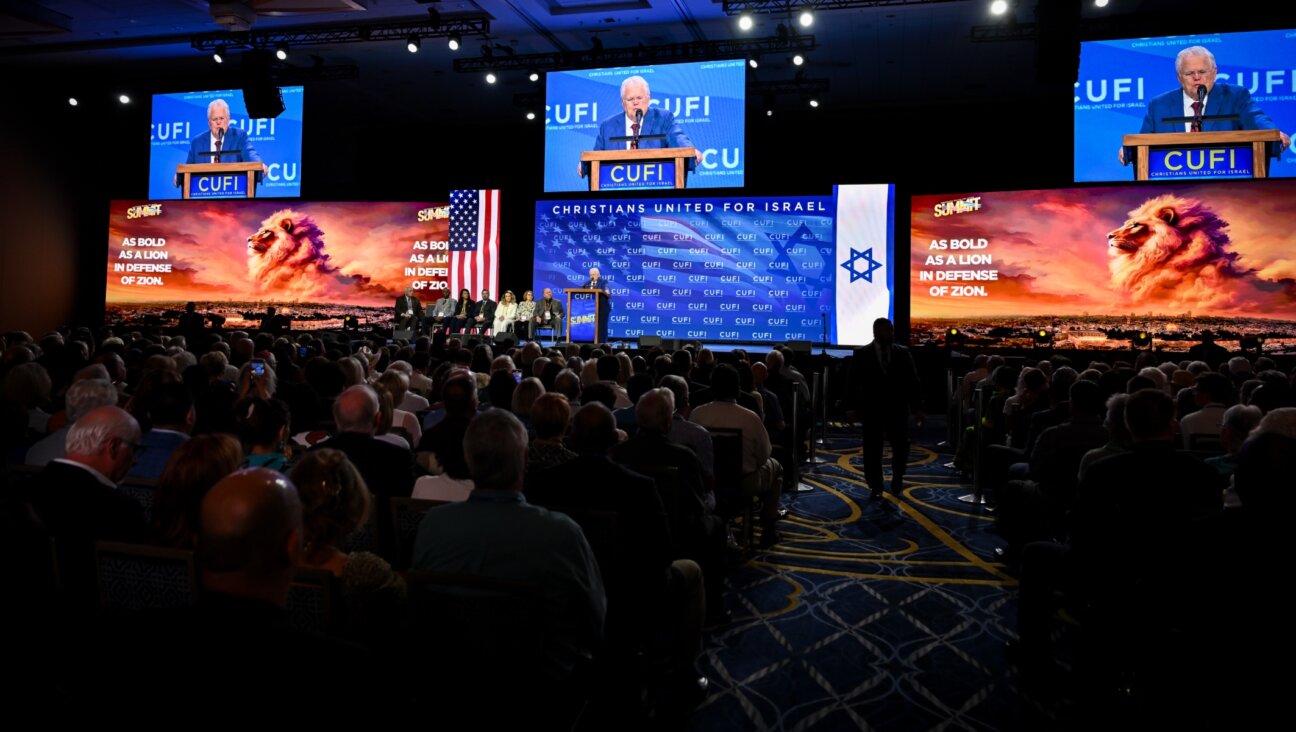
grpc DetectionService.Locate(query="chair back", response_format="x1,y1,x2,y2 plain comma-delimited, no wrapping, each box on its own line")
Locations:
625,465,683,551
404,570,546,677
389,496,449,570
286,566,340,634
95,541,197,611
706,428,744,516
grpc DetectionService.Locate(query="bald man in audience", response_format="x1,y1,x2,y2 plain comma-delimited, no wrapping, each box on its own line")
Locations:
27,406,149,602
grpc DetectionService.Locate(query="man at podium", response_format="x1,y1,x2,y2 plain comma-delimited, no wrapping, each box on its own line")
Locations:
583,267,612,344
1119,46,1290,165
578,75,703,178
174,98,266,186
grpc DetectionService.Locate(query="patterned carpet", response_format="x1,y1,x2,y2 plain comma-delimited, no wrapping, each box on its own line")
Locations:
684,426,1056,732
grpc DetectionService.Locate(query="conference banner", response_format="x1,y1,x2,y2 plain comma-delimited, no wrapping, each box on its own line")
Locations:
533,184,894,345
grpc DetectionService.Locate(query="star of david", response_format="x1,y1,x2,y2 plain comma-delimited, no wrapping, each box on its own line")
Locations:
841,247,882,283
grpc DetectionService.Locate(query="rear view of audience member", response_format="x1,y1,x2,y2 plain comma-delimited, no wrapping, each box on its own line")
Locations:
153,434,244,548
27,406,149,603
290,449,406,641
236,397,291,472
1207,404,1262,483
127,380,194,481
526,392,577,475
25,379,118,467
413,409,606,682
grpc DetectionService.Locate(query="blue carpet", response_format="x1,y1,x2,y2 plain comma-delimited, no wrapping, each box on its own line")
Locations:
684,428,1056,731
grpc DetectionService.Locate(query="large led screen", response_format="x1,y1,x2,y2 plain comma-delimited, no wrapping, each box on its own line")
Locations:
910,181,1296,352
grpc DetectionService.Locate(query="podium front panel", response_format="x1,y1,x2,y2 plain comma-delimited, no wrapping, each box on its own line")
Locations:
598,161,677,190
1147,145,1256,180
568,291,598,343
187,172,250,199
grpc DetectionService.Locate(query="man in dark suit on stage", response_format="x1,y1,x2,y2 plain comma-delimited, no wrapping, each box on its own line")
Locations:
582,268,611,344
469,289,496,335
394,286,423,334
534,287,566,343
848,317,924,499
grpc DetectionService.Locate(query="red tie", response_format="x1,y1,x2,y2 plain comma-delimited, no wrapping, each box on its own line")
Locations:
630,122,640,149
1190,101,1203,132
214,136,223,161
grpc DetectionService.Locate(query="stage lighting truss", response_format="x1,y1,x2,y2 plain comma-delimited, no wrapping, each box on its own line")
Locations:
452,34,817,74
190,16,490,55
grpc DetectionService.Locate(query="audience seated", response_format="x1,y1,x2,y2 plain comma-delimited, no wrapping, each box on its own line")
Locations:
126,378,194,480
526,392,577,474
153,433,244,548
413,409,606,682
25,378,117,466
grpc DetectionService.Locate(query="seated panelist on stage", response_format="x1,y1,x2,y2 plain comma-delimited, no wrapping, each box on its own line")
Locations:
515,290,536,340
427,293,457,334
535,287,565,339
446,288,477,334
494,291,518,335
174,98,268,186
471,289,497,334
1118,46,1291,165
395,286,423,332
577,75,703,178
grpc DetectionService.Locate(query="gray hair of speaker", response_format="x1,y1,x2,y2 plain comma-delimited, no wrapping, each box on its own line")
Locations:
621,75,650,99
464,409,529,490
66,379,119,422
208,98,231,118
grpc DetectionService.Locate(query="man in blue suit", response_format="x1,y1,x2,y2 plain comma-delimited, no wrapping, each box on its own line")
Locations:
1119,46,1290,165
174,98,266,186
578,75,703,179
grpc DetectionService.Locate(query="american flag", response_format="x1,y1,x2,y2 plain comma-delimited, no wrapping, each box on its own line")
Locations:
447,189,500,298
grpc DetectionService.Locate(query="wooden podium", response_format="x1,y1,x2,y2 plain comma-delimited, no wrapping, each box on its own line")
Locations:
176,161,264,199
566,288,609,343
580,147,696,191
1122,130,1282,181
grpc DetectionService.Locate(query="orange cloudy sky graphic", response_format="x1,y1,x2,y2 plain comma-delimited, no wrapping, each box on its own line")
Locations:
106,201,447,307
910,182,1296,320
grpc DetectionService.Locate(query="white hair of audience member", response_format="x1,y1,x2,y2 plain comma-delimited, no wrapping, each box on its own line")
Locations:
338,357,364,387
66,379,119,421
1228,357,1253,375
101,337,124,349
491,355,516,373
75,363,112,383
1157,362,1179,379
1137,366,1168,392
1220,404,1263,449
64,406,137,454
1186,361,1210,376
386,360,413,375
580,359,600,388
1255,407,1296,440
636,388,675,433
1078,368,1102,383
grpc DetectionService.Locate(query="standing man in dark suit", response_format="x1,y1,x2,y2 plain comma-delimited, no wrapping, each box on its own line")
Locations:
394,286,423,334
849,317,924,499
582,268,611,344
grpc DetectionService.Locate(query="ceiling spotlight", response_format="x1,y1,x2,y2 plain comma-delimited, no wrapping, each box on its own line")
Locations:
748,57,759,69
809,99,820,108
486,72,497,84
1094,0,1109,6
738,14,754,31
448,34,461,51
529,71,539,82
799,11,814,27
990,0,1009,15
118,94,131,104
407,36,420,53
212,48,224,64
68,97,78,107
766,109,773,117
792,54,805,66
526,112,536,120
275,44,288,61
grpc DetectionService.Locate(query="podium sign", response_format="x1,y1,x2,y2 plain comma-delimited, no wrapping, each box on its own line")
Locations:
1123,130,1280,181
1148,145,1256,179
187,172,250,198
568,290,599,343
599,161,677,190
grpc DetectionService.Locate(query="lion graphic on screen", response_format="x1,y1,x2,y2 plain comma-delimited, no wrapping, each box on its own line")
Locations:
247,209,374,299
1106,194,1250,311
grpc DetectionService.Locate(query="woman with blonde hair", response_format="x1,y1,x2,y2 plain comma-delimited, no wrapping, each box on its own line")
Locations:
494,290,518,336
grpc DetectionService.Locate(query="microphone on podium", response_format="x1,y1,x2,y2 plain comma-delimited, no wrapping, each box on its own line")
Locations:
633,108,643,145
